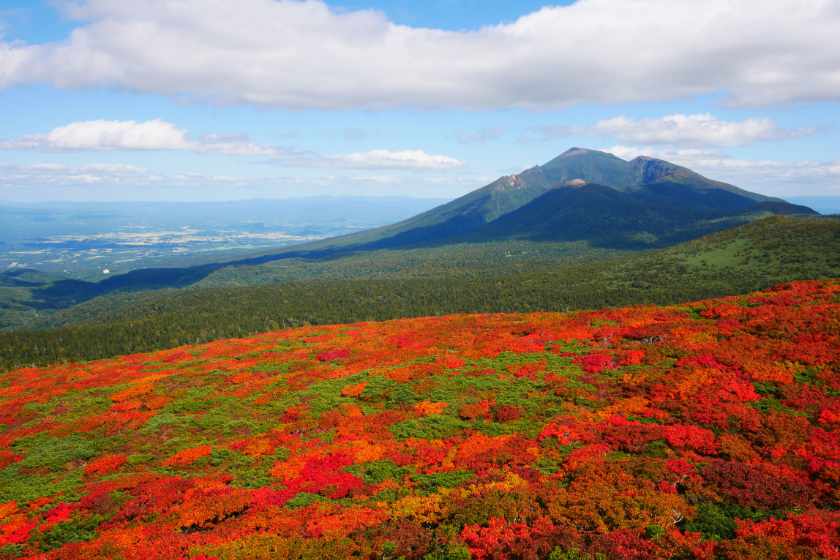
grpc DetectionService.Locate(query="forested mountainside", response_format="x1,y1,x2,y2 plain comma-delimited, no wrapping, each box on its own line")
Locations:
1,216,838,371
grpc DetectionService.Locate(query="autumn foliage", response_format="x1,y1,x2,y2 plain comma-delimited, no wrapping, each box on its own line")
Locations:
0,280,837,559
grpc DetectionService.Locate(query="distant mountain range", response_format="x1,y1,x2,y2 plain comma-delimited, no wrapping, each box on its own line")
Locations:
336,147,815,249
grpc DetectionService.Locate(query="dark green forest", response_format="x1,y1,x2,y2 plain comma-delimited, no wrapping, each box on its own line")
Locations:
1,216,837,371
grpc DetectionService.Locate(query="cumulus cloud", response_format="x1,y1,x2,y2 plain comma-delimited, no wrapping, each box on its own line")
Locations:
0,119,461,170
606,145,840,196
42,119,188,150
0,119,275,155
0,0,838,108
594,114,808,147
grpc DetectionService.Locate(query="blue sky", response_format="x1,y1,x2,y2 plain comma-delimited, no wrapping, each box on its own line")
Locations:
0,0,838,202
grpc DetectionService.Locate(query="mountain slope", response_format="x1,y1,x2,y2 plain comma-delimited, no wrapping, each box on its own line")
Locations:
3,216,838,371
475,181,814,248
0,281,837,559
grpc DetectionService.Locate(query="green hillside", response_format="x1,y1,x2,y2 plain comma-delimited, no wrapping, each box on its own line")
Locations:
1,216,837,371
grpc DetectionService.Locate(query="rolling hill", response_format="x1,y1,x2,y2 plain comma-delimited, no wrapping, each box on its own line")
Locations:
0,280,837,559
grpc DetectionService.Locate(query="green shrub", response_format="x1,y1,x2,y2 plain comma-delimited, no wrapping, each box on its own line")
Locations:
411,471,474,493
39,515,104,551
390,415,470,440
683,503,736,540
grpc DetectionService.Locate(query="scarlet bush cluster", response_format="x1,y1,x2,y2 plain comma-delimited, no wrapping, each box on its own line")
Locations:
0,280,837,559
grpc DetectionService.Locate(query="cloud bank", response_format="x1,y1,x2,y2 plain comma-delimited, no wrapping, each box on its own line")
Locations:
0,161,486,202
594,114,808,147
1,0,839,109
0,119,462,170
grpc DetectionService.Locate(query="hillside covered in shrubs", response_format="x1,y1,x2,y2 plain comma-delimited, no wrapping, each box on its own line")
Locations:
0,281,838,559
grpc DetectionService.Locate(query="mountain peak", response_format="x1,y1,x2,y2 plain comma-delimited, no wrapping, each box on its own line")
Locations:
540,148,635,190
558,147,608,158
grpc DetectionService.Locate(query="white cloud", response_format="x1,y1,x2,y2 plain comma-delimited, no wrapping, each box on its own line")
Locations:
43,119,188,150
0,119,274,155
333,149,462,170
606,145,840,196
594,114,807,147
0,119,461,170
0,0,838,108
